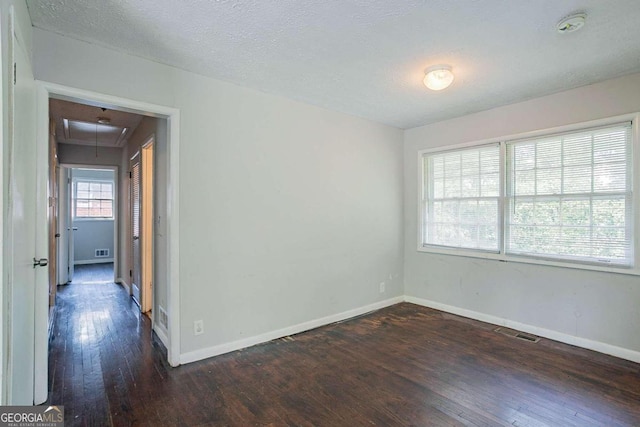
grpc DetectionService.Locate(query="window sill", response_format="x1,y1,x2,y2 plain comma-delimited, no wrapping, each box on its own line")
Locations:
416,245,639,276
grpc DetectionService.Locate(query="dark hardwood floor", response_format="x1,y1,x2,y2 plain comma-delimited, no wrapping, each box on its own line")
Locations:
71,262,114,284
48,281,640,426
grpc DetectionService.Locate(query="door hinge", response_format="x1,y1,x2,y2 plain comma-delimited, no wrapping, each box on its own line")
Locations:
129,269,133,277
13,63,16,85
129,171,132,179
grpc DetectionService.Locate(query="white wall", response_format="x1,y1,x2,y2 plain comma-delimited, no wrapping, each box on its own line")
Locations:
71,168,115,264
1,0,36,404
404,72,640,357
33,29,404,358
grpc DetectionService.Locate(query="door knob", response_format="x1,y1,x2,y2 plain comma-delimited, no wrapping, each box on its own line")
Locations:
33,258,48,268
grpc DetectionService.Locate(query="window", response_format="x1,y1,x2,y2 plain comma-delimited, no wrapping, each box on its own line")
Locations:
420,118,635,270
506,123,632,266
422,144,500,251
74,180,114,219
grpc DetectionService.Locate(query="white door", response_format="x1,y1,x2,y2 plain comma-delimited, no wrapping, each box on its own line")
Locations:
130,155,142,305
6,15,38,404
57,167,69,285
68,175,76,282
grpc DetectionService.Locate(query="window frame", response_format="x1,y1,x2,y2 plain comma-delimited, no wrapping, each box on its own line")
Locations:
417,113,640,276
421,142,502,253
73,178,115,220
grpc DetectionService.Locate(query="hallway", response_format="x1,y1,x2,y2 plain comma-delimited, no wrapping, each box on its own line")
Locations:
47,281,168,425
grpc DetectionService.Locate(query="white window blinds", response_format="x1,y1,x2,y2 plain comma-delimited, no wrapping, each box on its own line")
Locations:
505,122,632,266
423,144,500,251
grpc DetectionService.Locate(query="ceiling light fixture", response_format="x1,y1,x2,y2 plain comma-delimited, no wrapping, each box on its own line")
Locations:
557,13,587,34
423,65,454,91
97,117,111,125
95,123,99,158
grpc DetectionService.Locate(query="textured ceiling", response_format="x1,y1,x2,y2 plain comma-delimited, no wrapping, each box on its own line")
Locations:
28,1,640,129
50,98,143,147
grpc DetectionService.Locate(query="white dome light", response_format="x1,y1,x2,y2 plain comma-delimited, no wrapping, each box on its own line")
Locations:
423,65,454,91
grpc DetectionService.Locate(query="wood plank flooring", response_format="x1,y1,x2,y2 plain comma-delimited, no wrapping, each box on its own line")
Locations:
71,262,114,284
47,280,640,426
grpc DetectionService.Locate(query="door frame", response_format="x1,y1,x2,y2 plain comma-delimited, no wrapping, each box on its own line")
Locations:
62,164,119,285
34,81,181,403
141,137,154,313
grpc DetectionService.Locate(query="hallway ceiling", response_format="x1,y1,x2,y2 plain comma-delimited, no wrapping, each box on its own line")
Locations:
50,99,144,148
28,1,640,129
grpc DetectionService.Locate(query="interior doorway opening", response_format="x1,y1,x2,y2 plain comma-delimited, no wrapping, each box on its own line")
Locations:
57,166,118,287
34,81,181,405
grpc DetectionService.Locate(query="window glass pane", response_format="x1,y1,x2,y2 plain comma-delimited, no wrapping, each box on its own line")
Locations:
432,178,444,199
480,173,499,197
561,200,590,225
461,176,479,198
592,198,625,226
76,200,89,217
534,200,560,225
536,139,561,168
513,170,535,195
563,165,592,193
536,168,561,195
512,200,534,225
563,134,591,165
74,180,115,218
514,144,535,170
594,162,626,192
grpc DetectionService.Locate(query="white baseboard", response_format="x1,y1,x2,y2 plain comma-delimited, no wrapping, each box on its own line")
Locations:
180,296,404,364
74,258,114,265
405,296,640,364
116,278,131,295
153,324,169,349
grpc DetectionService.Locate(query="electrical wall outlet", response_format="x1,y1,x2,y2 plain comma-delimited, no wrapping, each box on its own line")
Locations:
379,282,386,293
194,320,204,336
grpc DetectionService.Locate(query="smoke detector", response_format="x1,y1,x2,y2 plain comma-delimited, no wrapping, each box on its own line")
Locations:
557,13,587,34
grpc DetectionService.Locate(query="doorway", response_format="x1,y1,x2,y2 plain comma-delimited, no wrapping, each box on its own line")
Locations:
34,81,181,404
58,166,117,286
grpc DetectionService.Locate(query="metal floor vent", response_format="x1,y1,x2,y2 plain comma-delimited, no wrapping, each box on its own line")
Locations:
494,327,540,343
158,306,168,329
95,249,110,257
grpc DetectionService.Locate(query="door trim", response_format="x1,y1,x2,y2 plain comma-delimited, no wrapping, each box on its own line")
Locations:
141,138,154,314
34,81,182,403
62,164,119,285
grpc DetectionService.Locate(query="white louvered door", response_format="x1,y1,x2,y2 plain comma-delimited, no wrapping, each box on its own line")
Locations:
130,154,142,305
